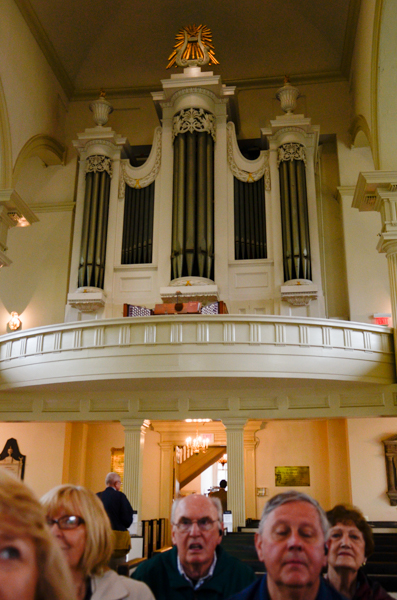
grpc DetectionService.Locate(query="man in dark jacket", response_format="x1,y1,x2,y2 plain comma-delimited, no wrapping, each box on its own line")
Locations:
229,491,345,600
132,494,255,600
97,472,134,531
97,472,133,565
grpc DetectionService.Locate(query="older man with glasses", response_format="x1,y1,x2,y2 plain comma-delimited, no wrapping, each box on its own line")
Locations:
132,494,255,600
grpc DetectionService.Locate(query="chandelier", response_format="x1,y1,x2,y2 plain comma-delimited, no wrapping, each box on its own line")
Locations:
185,428,209,454
218,453,227,467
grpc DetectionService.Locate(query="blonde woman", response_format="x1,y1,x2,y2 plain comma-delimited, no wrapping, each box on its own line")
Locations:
41,484,154,600
0,470,76,600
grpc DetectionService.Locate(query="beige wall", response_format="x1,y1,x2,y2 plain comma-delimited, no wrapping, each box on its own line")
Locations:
341,195,391,324
63,422,162,520
350,0,376,146
0,0,68,169
348,417,397,520
0,422,66,498
255,420,332,517
318,142,349,319
0,208,74,331
377,0,397,171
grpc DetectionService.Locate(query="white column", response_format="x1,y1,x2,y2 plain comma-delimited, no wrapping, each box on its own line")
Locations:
382,242,397,356
222,417,247,530
244,439,257,520
159,441,174,544
103,156,122,316
121,419,146,531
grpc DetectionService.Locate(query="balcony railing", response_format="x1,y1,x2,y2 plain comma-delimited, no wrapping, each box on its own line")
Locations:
0,315,394,390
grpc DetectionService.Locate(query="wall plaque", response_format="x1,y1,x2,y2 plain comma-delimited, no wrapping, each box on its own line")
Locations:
0,438,26,479
275,466,310,487
110,447,124,491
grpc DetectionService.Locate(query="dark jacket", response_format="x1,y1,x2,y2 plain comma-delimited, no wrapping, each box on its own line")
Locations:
97,486,133,531
228,574,345,600
132,545,256,600
352,568,395,600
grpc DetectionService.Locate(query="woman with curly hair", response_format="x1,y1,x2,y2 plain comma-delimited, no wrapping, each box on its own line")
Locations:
41,484,155,600
326,504,394,600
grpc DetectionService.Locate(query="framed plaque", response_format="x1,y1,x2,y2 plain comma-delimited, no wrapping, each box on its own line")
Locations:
275,466,310,487
110,447,124,490
0,438,26,479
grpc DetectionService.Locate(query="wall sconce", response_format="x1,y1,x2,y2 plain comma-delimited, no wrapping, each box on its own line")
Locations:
8,312,21,331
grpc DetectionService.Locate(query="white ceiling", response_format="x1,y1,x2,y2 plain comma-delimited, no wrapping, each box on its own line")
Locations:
15,0,361,99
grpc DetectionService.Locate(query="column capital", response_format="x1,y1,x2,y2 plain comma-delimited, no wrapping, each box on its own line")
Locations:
352,171,397,212
221,417,247,431
121,419,147,433
377,235,397,256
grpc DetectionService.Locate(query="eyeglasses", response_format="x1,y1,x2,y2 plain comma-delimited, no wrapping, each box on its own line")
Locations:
173,517,219,532
46,515,85,530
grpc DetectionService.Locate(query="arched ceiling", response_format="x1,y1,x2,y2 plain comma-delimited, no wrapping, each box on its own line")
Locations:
14,0,361,99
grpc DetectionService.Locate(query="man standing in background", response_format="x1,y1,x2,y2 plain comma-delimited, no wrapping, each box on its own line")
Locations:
97,471,133,567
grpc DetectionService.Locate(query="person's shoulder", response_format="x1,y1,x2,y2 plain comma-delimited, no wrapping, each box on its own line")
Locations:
320,578,347,600
91,570,155,600
217,546,256,578
133,548,176,578
117,575,156,600
227,576,263,600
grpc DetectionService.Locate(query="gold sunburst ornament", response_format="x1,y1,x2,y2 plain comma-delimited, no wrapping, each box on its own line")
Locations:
166,24,219,69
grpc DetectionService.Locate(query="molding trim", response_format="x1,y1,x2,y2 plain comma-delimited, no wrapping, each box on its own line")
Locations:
227,122,270,189
340,0,363,77
0,78,13,189
70,71,348,102
28,201,75,213
119,127,161,195
371,0,383,169
14,0,74,99
349,114,372,149
12,134,67,186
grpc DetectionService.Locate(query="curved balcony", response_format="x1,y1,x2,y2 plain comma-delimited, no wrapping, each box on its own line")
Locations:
0,315,394,387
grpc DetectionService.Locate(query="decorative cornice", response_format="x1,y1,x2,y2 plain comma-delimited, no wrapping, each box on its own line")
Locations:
173,108,216,142
28,201,75,213
119,127,162,196
226,122,270,190
70,71,348,102
161,87,227,109
86,155,113,178
277,143,307,167
269,127,315,145
84,139,122,155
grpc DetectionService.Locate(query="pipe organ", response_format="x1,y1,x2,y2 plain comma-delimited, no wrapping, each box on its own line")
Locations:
67,59,324,321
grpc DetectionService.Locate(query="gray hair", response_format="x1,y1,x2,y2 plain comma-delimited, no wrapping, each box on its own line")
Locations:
105,472,120,486
258,491,329,538
171,494,223,524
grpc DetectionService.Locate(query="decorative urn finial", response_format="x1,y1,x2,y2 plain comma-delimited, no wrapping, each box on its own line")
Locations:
276,76,300,114
89,89,113,126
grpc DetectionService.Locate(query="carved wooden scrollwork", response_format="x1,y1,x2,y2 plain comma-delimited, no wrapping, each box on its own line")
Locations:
172,108,216,142
85,155,113,177
383,435,397,505
277,142,307,167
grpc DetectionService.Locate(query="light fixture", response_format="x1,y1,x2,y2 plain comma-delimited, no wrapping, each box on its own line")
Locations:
218,453,227,467
8,312,21,331
185,428,209,454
